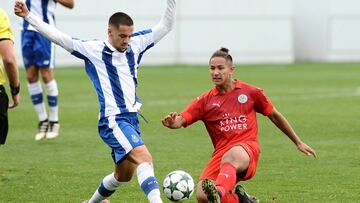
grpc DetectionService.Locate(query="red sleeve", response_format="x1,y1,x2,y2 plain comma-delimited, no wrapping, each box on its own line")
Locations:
254,87,273,116
179,95,205,127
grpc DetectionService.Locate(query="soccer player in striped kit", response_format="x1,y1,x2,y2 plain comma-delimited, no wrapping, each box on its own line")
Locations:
20,0,74,141
162,48,317,203
15,0,176,202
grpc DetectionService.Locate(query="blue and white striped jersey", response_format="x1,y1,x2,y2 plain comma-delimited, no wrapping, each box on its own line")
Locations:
71,29,155,119
21,0,57,31
23,0,176,119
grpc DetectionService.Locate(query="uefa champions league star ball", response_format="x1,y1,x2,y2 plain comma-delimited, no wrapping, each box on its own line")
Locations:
163,170,195,202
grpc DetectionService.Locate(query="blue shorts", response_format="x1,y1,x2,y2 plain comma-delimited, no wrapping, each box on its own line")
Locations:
21,30,55,69
98,113,144,163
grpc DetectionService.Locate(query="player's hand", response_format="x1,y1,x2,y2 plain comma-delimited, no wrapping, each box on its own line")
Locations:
162,112,184,129
14,0,30,18
297,142,317,158
9,93,20,109
162,112,177,128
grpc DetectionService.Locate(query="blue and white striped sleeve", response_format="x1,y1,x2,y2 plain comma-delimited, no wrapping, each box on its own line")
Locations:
71,39,91,60
24,12,74,52
131,29,155,54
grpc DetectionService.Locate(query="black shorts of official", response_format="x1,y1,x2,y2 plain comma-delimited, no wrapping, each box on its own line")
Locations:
0,85,9,145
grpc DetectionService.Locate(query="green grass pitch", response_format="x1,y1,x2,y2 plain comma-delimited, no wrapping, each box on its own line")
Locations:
1,63,359,202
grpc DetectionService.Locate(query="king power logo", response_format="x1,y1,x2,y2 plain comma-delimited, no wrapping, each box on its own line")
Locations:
220,114,247,132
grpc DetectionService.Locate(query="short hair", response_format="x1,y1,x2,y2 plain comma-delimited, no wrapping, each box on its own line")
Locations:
210,47,233,65
108,12,134,28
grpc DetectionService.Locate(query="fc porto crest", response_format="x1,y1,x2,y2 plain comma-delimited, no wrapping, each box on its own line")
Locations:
238,94,248,104
131,134,139,143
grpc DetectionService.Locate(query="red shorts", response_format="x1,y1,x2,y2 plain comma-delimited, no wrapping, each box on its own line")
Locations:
199,141,260,182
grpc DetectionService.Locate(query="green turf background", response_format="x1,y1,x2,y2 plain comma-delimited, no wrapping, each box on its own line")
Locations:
1,63,359,202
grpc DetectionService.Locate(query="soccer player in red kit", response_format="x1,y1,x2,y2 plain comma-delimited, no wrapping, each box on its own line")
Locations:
162,47,317,203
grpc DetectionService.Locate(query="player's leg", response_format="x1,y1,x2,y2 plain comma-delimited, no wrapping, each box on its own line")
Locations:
87,145,162,203
87,114,162,203
201,146,251,203
21,31,48,140
115,114,162,203
196,151,223,203
215,146,250,198
86,115,139,203
218,144,260,203
128,145,163,203
40,68,60,139
26,66,49,140
0,85,9,145
87,159,136,203
36,33,59,139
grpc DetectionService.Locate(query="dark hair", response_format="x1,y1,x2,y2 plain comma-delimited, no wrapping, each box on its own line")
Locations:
210,47,233,65
108,12,134,27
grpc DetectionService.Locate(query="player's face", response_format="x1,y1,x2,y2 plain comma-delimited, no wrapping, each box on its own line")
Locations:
108,24,134,52
209,57,235,87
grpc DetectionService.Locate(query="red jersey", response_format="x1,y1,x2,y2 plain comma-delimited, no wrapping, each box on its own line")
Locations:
180,80,273,152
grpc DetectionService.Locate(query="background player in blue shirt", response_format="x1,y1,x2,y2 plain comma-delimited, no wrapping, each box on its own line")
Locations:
15,0,176,202
20,0,74,141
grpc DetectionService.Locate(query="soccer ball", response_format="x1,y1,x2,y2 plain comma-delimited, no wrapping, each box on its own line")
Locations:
163,170,195,202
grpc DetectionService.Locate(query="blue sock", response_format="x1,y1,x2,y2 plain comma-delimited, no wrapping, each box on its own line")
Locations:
88,173,125,203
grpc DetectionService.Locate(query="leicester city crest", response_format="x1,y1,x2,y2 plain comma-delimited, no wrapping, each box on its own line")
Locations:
238,94,248,104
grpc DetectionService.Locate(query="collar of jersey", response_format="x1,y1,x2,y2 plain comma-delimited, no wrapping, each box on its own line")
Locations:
211,79,242,95
104,39,116,52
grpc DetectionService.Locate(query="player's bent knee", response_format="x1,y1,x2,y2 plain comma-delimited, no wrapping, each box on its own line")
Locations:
138,153,153,164
41,73,54,83
26,75,39,83
128,146,153,164
221,146,250,169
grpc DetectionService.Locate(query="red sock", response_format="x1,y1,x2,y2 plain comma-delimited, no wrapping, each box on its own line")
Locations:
221,191,239,203
215,162,237,197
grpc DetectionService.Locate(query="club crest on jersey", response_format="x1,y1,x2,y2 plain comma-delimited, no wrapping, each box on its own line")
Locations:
238,94,248,104
131,134,139,143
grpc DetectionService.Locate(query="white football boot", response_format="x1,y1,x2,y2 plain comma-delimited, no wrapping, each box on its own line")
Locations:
46,121,60,139
35,120,49,141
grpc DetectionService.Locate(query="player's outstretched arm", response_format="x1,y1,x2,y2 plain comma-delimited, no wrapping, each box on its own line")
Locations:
56,0,75,9
152,0,176,43
162,112,186,129
14,0,74,52
268,108,317,158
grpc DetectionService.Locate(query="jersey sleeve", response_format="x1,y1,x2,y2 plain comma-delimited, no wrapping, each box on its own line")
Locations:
0,10,14,42
71,38,92,60
24,12,74,52
180,95,206,127
152,0,176,43
253,87,273,116
131,29,155,54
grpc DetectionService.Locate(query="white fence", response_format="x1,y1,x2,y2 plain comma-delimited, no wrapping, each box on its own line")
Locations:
294,0,360,62
1,0,360,65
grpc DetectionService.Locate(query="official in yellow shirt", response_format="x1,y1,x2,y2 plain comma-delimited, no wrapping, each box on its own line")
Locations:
0,8,20,145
